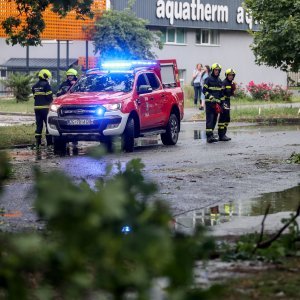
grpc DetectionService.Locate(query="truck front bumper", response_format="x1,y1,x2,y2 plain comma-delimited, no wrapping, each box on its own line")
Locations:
47,110,129,139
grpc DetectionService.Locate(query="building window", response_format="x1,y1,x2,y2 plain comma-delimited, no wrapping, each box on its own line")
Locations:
196,29,220,46
0,70,7,78
161,28,186,44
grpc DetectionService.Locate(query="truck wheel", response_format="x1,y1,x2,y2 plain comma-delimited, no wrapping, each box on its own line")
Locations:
53,136,67,155
122,117,135,152
161,114,179,145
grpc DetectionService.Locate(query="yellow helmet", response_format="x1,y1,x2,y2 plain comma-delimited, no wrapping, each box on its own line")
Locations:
225,68,236,77
66,68,78,76
38,69,52,79
211,63,222,71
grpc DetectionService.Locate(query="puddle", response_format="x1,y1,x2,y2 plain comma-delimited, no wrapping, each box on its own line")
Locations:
174,185,300,234
244,185,300,216
193,130,206,140
135,137,159,147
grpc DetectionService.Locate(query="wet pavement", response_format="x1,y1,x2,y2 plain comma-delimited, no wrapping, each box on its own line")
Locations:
0,114,35,127
0,122,300,234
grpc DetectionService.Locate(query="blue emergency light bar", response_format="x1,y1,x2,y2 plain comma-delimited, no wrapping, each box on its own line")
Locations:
101,60,157,70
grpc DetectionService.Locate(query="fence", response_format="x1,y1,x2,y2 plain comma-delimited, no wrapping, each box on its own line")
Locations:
288,72,300,87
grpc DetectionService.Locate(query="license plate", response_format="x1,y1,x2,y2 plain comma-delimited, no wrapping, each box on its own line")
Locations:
67,119,93,126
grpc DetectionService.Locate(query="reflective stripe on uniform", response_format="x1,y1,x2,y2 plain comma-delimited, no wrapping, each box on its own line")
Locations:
33,91,52,96
206,129,213,132
226,86,232,89
34,106,49,109
208,87,222,91
205,99,221,103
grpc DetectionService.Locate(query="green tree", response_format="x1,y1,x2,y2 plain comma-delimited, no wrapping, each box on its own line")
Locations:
244,0,300,72
93,8,163,61
1,0,94,46
2,72,33,102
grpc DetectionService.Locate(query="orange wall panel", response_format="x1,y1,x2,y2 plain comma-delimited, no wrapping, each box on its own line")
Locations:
0,0,106,40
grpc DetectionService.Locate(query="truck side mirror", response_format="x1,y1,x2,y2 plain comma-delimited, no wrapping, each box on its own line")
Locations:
138,85,153,94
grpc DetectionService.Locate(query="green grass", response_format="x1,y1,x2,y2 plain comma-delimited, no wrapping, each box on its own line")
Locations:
192,107,300,122
0,98,34,114
0,124,35,149
230,107,300,120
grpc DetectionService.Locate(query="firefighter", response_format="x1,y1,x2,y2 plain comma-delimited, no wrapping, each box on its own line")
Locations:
202,63,224,143
32,69,53,147
56,68,78,97
219,68,236,141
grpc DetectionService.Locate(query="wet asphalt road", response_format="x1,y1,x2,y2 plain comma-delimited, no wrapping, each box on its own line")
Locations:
1,122,300,233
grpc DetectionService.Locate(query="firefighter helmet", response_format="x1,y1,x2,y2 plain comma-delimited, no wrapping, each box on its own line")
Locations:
211,63,222,71
38,69,52,79
225,68,236,77
66,68,78,76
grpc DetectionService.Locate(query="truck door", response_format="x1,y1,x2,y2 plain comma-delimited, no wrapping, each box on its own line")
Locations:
145,72,166,127
135,73,153,130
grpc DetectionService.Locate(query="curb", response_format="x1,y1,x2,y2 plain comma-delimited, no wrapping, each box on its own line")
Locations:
0,112,35,117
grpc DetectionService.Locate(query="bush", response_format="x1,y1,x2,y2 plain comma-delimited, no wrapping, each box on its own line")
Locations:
1,72,33,102
246,81,292,101
0,157,216,299
233,83,249,99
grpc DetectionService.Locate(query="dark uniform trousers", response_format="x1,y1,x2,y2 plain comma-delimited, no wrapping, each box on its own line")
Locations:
34,107,52,146
205,102,219,138
218,98,230,138
218,78,234,138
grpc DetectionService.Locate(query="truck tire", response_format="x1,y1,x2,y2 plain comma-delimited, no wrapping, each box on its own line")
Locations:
53,136,67,155
122,117,135,152
161,114,179,145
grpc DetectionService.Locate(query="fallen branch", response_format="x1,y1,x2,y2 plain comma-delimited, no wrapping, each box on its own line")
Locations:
253,203,300,253
252,204,271,254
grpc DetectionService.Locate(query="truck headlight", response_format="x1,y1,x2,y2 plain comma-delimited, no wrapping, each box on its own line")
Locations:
96,107,105,116
50,104,61,112
102,103,122,111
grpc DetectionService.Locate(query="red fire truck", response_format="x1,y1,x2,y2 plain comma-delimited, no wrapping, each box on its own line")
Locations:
47,59,184,152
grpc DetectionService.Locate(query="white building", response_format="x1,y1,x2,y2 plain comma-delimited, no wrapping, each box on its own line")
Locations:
0,0,287,90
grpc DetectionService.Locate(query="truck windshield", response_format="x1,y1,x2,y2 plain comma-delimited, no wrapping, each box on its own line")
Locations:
70,73,134,93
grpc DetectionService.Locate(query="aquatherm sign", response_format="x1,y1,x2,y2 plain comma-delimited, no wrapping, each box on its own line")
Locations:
111,0,258,31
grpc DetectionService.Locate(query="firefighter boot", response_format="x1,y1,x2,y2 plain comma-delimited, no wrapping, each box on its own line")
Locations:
219,135,231,141
35,136,42,148
207,135,219,143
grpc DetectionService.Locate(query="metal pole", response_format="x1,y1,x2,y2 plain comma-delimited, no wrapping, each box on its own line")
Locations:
26,45,29,74
57,40,60,85
85,40,89,71
66,40,69,68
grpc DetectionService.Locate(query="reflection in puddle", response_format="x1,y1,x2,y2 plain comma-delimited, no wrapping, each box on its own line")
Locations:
135,137,159,147
193,130,206,140
175,185,300,234
174,202,236,234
